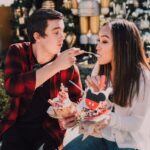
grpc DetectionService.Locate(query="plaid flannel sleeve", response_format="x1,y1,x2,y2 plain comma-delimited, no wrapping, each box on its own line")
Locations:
4,44,36,99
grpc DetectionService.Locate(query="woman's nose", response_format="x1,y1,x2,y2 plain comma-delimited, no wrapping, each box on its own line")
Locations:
96,44,100,51
96,41,102,49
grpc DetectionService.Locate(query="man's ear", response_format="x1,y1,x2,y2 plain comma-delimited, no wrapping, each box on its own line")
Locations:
33,32,41,42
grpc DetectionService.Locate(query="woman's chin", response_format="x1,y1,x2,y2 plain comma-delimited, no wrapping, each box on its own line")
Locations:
98,59,103,65
98,60,108,65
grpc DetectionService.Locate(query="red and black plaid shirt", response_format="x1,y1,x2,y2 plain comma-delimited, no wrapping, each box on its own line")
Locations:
0,42,82,146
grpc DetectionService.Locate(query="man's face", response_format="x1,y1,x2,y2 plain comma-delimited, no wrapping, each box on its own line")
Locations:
39,19,65,54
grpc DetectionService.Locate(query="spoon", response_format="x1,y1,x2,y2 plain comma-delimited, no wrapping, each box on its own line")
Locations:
83,51,100,58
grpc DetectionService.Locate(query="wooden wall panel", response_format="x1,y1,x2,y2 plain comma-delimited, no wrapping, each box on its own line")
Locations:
0,6,13,52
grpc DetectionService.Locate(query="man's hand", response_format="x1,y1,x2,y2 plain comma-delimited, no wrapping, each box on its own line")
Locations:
53,48,84,71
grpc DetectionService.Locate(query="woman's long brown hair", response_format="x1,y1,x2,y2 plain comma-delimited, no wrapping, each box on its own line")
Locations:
99,19,150,107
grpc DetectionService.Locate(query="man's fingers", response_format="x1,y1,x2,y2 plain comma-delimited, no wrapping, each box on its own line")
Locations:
67,48,85,57
71,56,77,63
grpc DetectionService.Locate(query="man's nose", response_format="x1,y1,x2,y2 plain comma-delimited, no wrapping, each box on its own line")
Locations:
59,32,65,40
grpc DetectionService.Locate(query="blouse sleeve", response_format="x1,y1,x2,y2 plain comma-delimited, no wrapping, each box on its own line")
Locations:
108,69,150,132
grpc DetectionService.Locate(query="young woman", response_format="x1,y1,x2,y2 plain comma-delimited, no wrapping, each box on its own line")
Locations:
63,19,150,150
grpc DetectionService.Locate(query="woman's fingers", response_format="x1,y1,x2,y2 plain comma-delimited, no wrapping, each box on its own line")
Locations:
92,76,100,87
99,75,106,90
97,116,110,129
86,76,100,92
64,121,77,129
61,114,77,129
85,75,107,92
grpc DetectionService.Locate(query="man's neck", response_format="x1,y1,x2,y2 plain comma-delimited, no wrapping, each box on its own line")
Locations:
32,43,56,65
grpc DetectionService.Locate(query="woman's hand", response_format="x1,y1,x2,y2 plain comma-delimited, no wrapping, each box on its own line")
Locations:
95,116,111,131
85,75,106,92
79,115,110,138
59,113,78,129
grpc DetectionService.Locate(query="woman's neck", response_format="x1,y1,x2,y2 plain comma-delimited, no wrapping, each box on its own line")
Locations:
110,62,115,82
110,70,114,82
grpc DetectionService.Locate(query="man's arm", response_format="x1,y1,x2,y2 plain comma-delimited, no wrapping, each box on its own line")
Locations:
35,48,84,89
4,44,36,98
5,44,84,98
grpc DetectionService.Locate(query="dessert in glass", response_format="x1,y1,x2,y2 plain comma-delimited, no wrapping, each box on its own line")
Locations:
47,83,76,119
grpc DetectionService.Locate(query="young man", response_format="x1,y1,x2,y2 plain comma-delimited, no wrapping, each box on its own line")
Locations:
0,9,83,150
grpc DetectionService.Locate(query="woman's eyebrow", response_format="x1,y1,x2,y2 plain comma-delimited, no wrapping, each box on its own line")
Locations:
101,35,110,38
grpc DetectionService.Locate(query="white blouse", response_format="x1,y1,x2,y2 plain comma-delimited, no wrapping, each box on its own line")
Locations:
102,66,150,150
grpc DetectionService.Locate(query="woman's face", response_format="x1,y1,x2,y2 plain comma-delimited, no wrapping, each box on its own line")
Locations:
96,24,114,65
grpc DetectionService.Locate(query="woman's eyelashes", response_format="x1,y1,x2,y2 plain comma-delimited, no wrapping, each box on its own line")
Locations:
102,40,108,44
97,39,108,44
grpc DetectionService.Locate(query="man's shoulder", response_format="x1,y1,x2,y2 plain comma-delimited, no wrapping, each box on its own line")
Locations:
10,42,31,49
9,42,32,55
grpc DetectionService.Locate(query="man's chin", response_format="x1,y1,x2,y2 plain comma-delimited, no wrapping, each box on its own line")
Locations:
50,48,61,54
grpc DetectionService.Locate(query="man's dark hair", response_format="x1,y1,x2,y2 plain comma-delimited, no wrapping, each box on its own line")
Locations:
27,9,64,43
